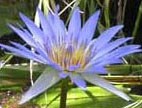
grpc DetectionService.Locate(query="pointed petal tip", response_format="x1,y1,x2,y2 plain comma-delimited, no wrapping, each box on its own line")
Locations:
36,7,41,11
18,94,31,105
122,94,132,101
19,12,24,18
19,12,28,22
8,24,18,32
18,98,26,105
80,86,87,90
19,12,28,23
73,7,80,11
115,25,124,29
19,69,61,105
18,96,33,105
7,23,13,28
108,25,124,32
69,73,87,90
126,37,133,40
82,74,132,101
7,24,15,30
124,96,132,101
95,10,101,15
36,7,43,15
0,44,4,49
77,83,87,90
92,10,101,18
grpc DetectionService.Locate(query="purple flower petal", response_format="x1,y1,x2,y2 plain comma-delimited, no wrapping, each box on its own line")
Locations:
0,43,47,64
78,10,100,47
68,64,80,72
47,13,66,46
59,72,69,78
94,25,123,51
84,65,107,74
68,8,81,41
37,9,54,37
82,73,131,101
8,24,36,47
19,13,45,45
88,45,141,67
109,45,141,58
91,37,132,61
19,67,61,104
69,73,86,90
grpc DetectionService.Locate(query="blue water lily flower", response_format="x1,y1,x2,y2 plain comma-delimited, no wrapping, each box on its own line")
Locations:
0,8,141,104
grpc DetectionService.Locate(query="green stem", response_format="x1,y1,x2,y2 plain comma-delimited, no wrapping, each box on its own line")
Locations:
60,78,68,108
132,1,142,37
104,0,110,28
44,92,48,104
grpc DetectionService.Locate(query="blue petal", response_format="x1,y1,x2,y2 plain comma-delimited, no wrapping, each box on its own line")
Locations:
69,73,86,90
54,15,66,41
94,25,123,51
68,8,81,41
8,24,36,47
108,45,141,58
88,45,141,67
29,42,52,64
92,37,132,61
84,65,107,74
46,12,66,45
82,73,131,101
86,39,134,68
78,10,100,46
84,39,96,56
68,64,80,72
59,72,69,78
37,9,54,37
47,13,66,45
0,43,47,64
46,12,54,26
11,42,49,63
50,63,63,72
19,67,61,104
19,13,45,45
54,5,60,14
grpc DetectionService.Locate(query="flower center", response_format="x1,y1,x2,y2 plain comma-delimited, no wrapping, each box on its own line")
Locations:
48,44,90,72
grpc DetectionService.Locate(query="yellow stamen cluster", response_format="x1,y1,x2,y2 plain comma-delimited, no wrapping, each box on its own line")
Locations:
48,44,90,71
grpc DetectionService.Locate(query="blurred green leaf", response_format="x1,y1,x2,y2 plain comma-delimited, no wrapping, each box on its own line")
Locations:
132,1,142,37
107,65,142,75
0,63,142,88
123,99,142,108
35,86,142,108
0,1,35,36
0,63,43,87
